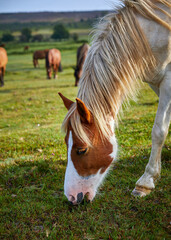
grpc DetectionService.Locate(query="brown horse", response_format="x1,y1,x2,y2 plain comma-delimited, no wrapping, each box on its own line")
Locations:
74,43,89,86
33,49,49,68
24,46,29,51
45,49,62,79
0,47,8,87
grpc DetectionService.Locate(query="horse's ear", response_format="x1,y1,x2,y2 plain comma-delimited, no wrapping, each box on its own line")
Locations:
76,98,92,124
58,92,74,110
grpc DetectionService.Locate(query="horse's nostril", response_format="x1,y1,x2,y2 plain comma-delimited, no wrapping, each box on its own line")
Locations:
77,192,84,203
69,195,75,202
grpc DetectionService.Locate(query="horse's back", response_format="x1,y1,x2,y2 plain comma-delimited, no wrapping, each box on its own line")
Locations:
33,49,49,59
48,49,61,65
0,47,8,68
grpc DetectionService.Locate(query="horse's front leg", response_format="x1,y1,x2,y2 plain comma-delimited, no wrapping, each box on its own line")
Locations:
132,71,171,197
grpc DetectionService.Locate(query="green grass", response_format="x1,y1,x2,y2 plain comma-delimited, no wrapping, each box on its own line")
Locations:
0,40,170,240
5,40,89,56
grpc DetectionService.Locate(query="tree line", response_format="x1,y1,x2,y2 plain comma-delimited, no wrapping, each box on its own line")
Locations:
1,24,79,43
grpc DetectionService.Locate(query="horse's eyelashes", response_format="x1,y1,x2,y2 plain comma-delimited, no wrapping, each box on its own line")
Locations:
76,148,88,155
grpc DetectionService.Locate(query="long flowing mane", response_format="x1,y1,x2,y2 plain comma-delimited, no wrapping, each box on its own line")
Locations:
62,0,171,145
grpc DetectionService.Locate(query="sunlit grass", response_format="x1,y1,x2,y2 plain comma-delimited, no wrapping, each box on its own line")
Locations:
0,41,170,239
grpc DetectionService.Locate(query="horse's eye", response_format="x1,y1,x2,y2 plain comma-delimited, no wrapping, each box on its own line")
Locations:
76,148,88,155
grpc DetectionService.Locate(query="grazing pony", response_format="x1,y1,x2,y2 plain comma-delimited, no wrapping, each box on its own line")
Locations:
33,49,49,68
0,47,8,87
45,49,62,79
59,0,171,205
74,43,90,86
24,46,29,51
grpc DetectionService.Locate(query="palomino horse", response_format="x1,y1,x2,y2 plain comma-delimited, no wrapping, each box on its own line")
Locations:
46,49,62,79
0,47,8,87
74,43,90,86
59,0,171,205
33,49,49,68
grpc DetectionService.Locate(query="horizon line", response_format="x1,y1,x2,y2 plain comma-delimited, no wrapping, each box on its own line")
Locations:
0,9,111,14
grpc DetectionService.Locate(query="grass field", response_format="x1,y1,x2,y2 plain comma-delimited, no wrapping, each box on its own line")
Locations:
0,40,170,239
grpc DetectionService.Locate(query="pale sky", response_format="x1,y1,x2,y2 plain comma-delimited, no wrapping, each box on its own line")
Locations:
0,0,120,13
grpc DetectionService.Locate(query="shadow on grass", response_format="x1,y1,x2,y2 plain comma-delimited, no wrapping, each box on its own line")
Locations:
139,101,158,106
6,65,74,74
0,84,74,94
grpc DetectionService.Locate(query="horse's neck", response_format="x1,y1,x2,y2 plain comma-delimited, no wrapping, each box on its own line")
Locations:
136,5,171,85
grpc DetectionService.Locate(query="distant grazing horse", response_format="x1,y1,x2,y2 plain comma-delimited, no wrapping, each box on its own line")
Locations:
0,47,8,87
45,49,62,79
33,49,49,68
74,43,90,86
0,44,5,48
59,0,171,205
24,46,29,51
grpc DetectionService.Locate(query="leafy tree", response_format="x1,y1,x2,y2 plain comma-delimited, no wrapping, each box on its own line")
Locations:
1,33,14,42
20,28,32,42
72,33,79,42
51,24,69,40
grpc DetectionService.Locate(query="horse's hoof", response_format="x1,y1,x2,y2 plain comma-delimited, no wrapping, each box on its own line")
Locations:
132,186,152,197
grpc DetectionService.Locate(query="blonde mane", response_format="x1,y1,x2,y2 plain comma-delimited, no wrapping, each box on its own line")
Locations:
62,0,171,146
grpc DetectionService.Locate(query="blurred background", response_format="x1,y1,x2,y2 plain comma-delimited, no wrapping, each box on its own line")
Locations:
0,0,120,44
